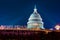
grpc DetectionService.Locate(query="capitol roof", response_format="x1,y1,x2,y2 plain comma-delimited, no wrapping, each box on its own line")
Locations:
29,5,42,20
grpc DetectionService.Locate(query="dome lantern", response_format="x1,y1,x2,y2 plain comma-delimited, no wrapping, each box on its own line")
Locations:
34,5,37,13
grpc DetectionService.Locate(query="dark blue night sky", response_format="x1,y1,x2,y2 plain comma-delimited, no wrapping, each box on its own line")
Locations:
0,0,60,29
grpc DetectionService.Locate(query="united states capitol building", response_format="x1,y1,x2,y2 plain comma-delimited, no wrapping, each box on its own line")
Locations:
0,5,60,40
27,5,44,29
0,5,45,30
0,5,60,31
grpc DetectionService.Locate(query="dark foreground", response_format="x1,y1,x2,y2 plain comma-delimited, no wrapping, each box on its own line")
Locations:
0,30,60,40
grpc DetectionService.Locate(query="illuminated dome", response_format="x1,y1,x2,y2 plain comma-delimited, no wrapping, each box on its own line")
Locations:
29,11,42,21
27,5,44,29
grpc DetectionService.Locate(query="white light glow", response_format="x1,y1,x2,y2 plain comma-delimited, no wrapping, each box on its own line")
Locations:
55,25,60,30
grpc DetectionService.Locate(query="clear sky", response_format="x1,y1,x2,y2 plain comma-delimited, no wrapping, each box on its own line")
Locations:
0,0,60,29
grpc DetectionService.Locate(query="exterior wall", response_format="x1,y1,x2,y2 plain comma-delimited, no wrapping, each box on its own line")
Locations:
27,23,44,29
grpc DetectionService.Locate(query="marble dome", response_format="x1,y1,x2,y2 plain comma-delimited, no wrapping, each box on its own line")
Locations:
27,5,44,29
